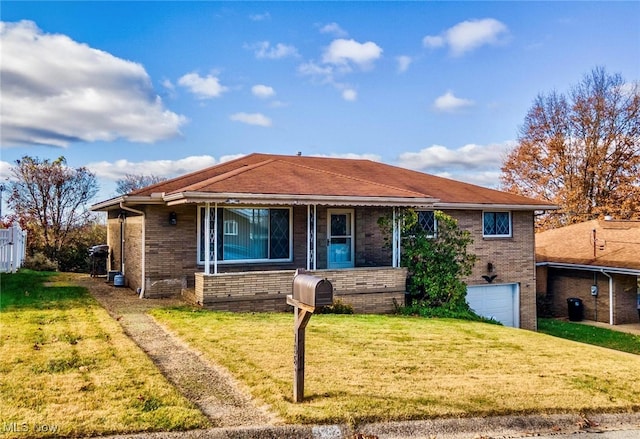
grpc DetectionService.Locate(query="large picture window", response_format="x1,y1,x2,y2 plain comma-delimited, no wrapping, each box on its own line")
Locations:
198,207,291,263
483,211,511,237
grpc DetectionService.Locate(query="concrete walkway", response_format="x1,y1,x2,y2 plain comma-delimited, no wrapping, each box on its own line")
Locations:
576,319,640,335
77,275,275,428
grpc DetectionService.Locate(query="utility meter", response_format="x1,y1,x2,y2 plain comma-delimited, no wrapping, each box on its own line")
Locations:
590,285,599,296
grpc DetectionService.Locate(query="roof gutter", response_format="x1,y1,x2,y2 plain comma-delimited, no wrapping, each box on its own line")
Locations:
91,195,164,211
434,202,559,211
536,261,640,276
119,202,146,299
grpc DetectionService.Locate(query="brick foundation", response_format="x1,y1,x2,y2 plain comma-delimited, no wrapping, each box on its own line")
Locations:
192,267,407,314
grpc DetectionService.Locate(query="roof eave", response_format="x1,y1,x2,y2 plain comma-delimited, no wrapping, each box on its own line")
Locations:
164,191,439,207
434,202,559,211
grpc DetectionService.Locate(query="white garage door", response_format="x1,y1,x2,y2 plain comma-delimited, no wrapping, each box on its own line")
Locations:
466,283,519,327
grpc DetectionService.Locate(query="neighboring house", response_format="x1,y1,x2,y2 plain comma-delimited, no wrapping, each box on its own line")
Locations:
91,153,555,330
536,219,640,325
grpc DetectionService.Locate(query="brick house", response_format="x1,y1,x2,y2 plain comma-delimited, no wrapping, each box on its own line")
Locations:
91,153,555,330
536,219,640,325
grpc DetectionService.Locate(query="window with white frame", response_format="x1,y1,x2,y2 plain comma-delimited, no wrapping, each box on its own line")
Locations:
417,210,437,237
483,211,511,237
198,207,291,263
223,220,238,236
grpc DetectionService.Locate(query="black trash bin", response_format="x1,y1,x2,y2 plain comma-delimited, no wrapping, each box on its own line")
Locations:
567,297,584,322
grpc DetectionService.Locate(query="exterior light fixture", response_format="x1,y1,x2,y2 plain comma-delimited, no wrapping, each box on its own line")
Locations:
169,212,177,225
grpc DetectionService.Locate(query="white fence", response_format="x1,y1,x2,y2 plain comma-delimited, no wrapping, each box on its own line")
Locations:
0,225,27,273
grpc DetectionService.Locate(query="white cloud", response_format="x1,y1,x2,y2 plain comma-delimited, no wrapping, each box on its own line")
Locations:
252,84,275,99
322,39,383,70
0,20,186,148
433,91,475,112
342,88,357,101
396,55,412,73
86,155,219,181
423,18,509,57
161,79,175,90
422,35,445,49
249,12,271,22
396,142,514,188
178,72,227,99
0,161,15,181
319,22,348,37
249,41,299,59
298,61,334,84
229,112,272,127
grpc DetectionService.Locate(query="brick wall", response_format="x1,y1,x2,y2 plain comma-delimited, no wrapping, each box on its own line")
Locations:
106,212,121,273
143,205,198,297
193,267,407,314
446,210,537,330
123,215,143,292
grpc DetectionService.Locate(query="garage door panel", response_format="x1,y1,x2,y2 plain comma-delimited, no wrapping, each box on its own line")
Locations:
466,284,519,328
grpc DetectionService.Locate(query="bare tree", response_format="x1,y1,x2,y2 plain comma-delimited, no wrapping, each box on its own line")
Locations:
8,156,98,261
115,173,166,194
501,67,640,229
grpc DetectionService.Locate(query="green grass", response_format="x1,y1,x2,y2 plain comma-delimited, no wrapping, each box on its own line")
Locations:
0,270,209,438
538,318,640,355
151,307,640,425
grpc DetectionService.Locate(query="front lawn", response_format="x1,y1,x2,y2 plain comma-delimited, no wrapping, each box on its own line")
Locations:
0,271,209,438
151,308,640,425
538,318,640,355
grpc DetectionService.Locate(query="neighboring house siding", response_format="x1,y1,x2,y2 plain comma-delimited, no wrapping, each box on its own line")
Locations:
614,274,639,324
542,268,638,325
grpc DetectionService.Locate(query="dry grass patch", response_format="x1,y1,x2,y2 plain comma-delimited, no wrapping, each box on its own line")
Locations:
0,271,208,438
151,308,640,425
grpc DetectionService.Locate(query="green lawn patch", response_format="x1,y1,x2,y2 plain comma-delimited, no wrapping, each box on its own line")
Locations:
0,270,209,438
538,318,640,355
151,308,640,425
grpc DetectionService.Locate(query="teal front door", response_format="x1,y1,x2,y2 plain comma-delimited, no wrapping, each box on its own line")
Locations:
327,209,354,269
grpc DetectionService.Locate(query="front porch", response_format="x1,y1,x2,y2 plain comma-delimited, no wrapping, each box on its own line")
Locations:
190,266,408,313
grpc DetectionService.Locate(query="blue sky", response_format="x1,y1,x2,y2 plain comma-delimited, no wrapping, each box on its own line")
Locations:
1,1,639,205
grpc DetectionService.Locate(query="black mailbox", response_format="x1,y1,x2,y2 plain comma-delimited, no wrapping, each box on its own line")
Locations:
293,274,333,307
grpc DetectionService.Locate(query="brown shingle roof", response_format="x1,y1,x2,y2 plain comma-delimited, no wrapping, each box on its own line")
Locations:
124,153,551,206
536,219,640,270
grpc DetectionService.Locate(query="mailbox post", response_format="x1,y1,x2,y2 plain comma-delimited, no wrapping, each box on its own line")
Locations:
287,269,333,403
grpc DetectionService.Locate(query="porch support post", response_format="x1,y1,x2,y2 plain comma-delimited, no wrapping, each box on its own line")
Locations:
392,208,401,268
306,204,317,271
204,203,210,275
213,202,218,275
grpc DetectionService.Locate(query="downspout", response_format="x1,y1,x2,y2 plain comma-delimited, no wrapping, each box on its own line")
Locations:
120,202,146,299
600,269,613,325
